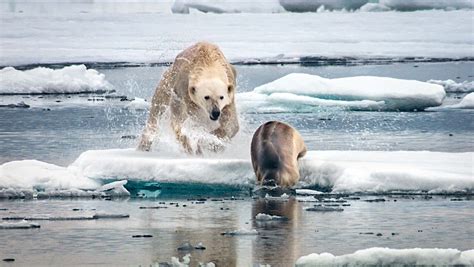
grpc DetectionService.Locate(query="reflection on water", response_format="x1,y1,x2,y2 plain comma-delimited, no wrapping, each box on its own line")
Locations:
0,197,472,266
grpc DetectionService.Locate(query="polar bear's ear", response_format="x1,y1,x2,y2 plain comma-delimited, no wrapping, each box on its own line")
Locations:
189,86,196,95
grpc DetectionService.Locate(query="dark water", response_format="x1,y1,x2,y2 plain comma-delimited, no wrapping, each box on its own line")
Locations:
0,62,473,165
0,197,473,266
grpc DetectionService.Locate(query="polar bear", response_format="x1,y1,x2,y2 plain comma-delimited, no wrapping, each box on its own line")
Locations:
251,121,307,188
137,42,239,154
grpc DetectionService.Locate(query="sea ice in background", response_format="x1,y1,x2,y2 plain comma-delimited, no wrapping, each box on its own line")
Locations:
380,0,473,10
1,11,472,66
171,0,284,13
0,65,111,94
296,248,474,266
279,0,368,12
359,3,391,12
239,73,445,112
428,79,474,93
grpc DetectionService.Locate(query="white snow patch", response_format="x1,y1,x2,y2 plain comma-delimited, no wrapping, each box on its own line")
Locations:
1,11,472,66
428,79,474,93
296,247,474,266
380,0,473,11
0,65,111,95
125,97,149,110
0,160,98,190
240,73,445,112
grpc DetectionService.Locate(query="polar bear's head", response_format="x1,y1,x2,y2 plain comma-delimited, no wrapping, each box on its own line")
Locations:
189,78,234,121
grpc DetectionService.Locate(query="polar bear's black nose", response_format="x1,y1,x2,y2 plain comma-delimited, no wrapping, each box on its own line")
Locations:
210,109,220,121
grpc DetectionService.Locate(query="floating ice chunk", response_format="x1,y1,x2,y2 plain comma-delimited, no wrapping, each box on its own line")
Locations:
0,101,30,108
295,189,323,196
454,93,474,109
380,0,473,11
125,97,149,110
299,151,474,194
0,220,40,229
171,0,284,14
221,228,259,236
98,180,130,197
0,65,112,95
171,254,191,267
265,193,290,200
279,0,368,12
296,248,474,266
249,73,445,111
255,213,287,221
0,160,99,191
427,79,474,93
428,93,474,110
306,206,344,212
92,213,130,219
359,3,391,12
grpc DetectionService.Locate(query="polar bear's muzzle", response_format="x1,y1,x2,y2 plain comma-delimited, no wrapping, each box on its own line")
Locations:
210,107,221,121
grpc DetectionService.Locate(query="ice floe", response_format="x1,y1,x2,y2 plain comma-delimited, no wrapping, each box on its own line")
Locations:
239,73,445,112
1,11,472,66
125,97,149,110
428,79,474,93
171,0,283,14
1,149,472,196
221,228,259,236
279,0,368,12
0,65,111,95
428,92,474,110
255,213,287,221
296,247,474,266
0,220,40,229
380,0,473,11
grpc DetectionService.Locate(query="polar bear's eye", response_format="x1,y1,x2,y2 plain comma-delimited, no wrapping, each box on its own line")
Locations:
219,96,224,100
204,96,210,100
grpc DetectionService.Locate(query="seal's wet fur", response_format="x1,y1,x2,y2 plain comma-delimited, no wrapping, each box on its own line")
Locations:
251,121,307,188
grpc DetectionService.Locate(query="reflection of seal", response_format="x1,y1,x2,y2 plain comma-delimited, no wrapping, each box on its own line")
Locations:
251,121,307,188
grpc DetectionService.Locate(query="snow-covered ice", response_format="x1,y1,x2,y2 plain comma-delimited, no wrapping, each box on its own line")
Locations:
380,0,473,11
433,92,474,109
125,97,149,110
279,0,368,12
0,65,111,94
1,149,472,195
255,213,286,221
239,73,445,111
296,247,474,266
428,79,474,93
1,11,472,66
171,0,283,14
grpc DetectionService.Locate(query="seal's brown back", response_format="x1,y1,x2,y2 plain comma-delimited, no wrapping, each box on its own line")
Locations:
251,121,303,187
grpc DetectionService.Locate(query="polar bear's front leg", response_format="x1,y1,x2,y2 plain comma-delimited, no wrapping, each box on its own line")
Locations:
171,120,194,154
